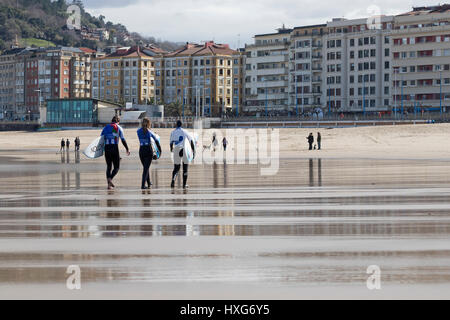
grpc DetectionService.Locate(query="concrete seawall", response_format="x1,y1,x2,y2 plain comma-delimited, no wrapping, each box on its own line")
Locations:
0,122,40,132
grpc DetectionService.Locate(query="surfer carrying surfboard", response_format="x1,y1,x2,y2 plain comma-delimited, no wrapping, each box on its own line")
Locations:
101,115,130,190
137,117,162,190
170,120,195,189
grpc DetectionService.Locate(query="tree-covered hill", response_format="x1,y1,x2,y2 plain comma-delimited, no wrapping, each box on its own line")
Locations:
0,0,180,52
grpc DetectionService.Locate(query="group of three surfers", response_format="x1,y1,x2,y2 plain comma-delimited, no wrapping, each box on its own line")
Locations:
100,115,195,190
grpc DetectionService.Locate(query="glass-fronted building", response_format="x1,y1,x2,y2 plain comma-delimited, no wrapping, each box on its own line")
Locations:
46,99,120,125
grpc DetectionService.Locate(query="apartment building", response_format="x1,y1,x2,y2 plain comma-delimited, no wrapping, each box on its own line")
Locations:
0,47,24,120
289,24,326,114
92,46,164,105
0,46,93,121
155,41,241,117
23,47,93,120
391,5,450,112
244,27,291,113
322,16,394,113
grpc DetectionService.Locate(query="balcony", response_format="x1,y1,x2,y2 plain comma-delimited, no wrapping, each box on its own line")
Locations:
312,55,323,60
248,55,288,64
311,67,323,71
312,43,323,48
256,80,288,87
256,68,287,76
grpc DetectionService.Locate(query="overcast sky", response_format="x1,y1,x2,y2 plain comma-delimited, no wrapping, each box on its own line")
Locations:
82,0,441,48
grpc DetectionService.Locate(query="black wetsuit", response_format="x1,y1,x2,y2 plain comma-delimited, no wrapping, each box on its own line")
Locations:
137,128,161,189
101,123,129,182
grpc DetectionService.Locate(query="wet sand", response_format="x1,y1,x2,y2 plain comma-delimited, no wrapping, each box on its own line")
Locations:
0,125,449,299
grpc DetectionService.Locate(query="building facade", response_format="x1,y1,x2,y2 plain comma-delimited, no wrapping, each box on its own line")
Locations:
155,41,242,117
289,24,326,114
244,28,291,114
243,4,450,115
0,47,93,121
391,5,450,113
92,46,164,105
323,16,394,114
0,48,23,120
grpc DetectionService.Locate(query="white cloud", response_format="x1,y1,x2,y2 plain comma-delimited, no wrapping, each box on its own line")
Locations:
84,0,442,48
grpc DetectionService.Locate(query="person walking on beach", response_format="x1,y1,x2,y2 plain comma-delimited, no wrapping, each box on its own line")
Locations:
307,133,314,150
222,137,228,151
101,115,130,190
317,132,322,150
66,139,70,151
212,132,218,152
137,117,161,190
74,137,80,151
60,138,65,153
170,120,195,189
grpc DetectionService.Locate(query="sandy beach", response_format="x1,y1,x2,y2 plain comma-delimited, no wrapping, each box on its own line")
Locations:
0,123,449,160
0,123,449,299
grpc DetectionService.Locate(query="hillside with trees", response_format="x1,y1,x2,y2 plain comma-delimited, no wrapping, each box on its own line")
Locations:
0,0,181,52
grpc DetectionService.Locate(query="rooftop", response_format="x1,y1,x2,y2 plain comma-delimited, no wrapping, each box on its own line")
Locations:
398,4,450,16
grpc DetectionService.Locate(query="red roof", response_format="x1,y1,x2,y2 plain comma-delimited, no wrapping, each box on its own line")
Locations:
165,41,238,57
79,47,96,54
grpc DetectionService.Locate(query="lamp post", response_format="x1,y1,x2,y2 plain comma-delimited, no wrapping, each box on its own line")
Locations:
34,89,42,122
401,75,404,119
363,74,366,116
295,74,298,117
394,68,397,119
440,70,443,115
263,77,268,117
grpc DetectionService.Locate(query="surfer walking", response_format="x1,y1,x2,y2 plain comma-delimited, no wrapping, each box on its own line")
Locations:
101,116,130,190
170,120,195,189
137,117,161,190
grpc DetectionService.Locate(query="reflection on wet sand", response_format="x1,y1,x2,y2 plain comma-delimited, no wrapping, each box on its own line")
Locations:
0,153,449,298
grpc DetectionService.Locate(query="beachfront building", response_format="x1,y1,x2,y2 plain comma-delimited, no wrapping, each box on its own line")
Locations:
155,41,242,117
0,46,94,121
322,16,394,114
22,47,94,121
391,5,450,114
45,98,121,126
91,46,165,105
244,27,291,115
289,24,326,115
0,47,25,121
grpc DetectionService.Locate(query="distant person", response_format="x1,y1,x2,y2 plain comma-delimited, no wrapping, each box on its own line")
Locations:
101,116,130,190
77,137,81,151
170,120,195,189
307,133,314,150
317,132,321,150
137,117,161,190
74,137,80,151
222,137,228,151
66,139,70,151
60,139,65,153
212,132,218,151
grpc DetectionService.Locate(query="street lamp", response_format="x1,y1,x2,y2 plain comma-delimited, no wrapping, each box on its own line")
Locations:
262,76,268,117
393,68,397,119
440,70,443,115
34,89,42,122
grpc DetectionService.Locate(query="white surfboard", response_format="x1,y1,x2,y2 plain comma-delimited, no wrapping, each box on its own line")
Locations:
183,132,198,163
83,135,105,159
